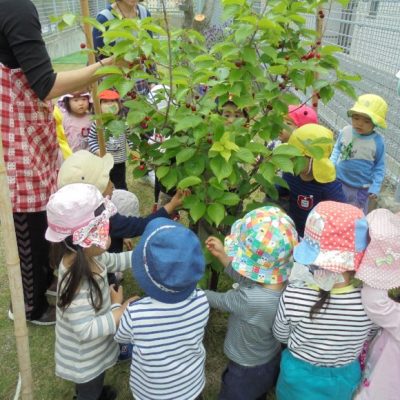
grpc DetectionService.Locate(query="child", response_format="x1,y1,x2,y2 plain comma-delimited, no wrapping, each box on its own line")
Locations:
273,201,376,400
280,123,346,237
58,92,93,152
269,104,318,149
45,183,137,400
88,89,129,190
354,208,400,400
204,207,298,400
330,94,388,214
114,217,209,400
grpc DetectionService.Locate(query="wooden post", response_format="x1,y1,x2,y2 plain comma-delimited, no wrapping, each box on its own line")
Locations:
0,137,33,400
80,0,106,157
313,4,325,111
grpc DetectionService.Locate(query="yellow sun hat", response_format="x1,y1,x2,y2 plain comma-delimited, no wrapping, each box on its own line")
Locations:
347,94,388,129
288,123,336,184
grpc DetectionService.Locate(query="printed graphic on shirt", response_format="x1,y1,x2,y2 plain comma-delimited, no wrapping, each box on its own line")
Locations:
297,195,314,210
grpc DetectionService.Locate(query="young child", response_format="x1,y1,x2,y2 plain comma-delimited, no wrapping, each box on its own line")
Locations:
354,208,400,400
58,92,93,152
114,217,209,400
88,89,129,190
204,206,298,400
280,123,346,237
330,94,388,214
269,104,318,149
273,201,376,400
45,183,137,400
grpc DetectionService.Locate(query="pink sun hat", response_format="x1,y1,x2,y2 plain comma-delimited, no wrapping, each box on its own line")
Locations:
356,209,400,290
288,104,318,127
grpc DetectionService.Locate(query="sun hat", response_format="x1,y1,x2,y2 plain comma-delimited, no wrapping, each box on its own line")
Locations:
111,189,139,217
288,105,318,127
57,150,114,194
347,94,388,129
224,206,298,285
45,183,117,249
132,218,205,303
294,201,368,273
288,123,336,183
98,89,120,101
356,209,400,290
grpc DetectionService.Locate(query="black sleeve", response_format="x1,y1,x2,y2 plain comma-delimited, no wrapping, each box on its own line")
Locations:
109,207,169,238
0,0,57,100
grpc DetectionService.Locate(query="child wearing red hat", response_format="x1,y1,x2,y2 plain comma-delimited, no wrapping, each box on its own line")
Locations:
88,90,130,190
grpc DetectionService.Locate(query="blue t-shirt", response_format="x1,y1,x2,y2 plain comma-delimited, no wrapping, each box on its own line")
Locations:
282,173,346,237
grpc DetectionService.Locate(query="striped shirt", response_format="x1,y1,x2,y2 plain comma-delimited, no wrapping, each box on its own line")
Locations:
114,289,209,400
88,121,128,164
273,284,377,367
205,265,282,366
55,251,132,383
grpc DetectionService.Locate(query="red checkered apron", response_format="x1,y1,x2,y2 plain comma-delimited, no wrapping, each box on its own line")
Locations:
0,64,58,212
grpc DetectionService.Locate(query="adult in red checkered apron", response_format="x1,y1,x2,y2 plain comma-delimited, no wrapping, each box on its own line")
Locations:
0,64,58,321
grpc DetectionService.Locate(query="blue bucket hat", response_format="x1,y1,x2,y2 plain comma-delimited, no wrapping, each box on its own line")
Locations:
132,218,205,303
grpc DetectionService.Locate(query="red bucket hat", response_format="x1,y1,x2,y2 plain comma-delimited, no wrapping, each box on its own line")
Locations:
98,90,120,100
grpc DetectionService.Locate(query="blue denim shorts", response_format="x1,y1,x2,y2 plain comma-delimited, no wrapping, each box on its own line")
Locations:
276,349,361,400
218,353,281,400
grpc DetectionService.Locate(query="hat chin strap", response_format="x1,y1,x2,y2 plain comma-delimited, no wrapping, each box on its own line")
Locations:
142,225,181,294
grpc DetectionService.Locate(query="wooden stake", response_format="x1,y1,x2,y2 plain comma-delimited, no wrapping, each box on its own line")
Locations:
80,0,106,156
313,4,324,111
0,137,33,400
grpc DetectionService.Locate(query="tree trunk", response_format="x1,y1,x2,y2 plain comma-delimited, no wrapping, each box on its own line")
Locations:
181,0,194,29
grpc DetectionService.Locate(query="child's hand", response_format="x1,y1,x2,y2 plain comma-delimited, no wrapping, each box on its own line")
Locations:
122,296,141,310
369,193,378,200
164,189,191,214
205,236,231,267
123,238,133,251
110,284,123,305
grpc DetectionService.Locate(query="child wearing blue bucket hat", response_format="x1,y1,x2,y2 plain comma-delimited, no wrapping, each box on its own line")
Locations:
273,201,377,400
114,218,209,400
204,206,298,400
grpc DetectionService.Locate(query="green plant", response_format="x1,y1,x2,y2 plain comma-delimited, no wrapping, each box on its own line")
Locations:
56,0,356,284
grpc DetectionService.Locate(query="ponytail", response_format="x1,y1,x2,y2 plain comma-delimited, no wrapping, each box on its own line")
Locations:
51,237,104,312
310,289,330,319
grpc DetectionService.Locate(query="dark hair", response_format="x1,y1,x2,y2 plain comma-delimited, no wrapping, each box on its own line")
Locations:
220,100,250,121
50,237,103,312
63,96,93,114
309,289,330,319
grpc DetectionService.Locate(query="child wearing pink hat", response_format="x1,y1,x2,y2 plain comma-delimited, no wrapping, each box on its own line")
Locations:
273,201,377,400
46,183,137,400
354,209,400,400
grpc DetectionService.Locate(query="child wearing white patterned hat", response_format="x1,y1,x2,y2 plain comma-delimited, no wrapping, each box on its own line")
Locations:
354,209,400,400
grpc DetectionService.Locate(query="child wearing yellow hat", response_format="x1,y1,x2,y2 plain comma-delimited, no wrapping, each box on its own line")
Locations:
280,123,346,237
331,94,388,214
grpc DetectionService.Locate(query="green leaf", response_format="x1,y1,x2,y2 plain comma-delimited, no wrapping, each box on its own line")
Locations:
234,24,254,43
335,80,357,99
160,137,181,149
177,176,202,189
184,156,205,176
271,155,294,173
210,156,233,182
242,46,257,66
156,166,170,179
207,203,225,226
174,116,203,132
293,156,308,175
161,168,178,191
219,192,240,206
62,13,76,26
189,200,207,223
105,120,126,136
290,70,306,90
319,85,335,104
269,65,287,75
273,175,289,190
192,54,216,68
126,110,147,125
176,148,197,165
320,45,343,56
260,162,275,182
235,148,255,163
94,66,123,76
273,144,302,157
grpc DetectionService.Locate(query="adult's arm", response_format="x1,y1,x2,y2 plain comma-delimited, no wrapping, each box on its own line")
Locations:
330,131,343,164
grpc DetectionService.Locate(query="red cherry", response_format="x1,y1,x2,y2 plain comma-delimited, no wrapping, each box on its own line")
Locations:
80,43,86,49
145,116,151,121
316,40,322,46
312,102,318,108
207,139,212,144
316,53,321,59
139,164,145,171
195,95,200,100
191,105,196,112
308,51,315,59
267,104,273,111
185,103,191,109
140,122,148,129
316,93,321,99
285,55,290,61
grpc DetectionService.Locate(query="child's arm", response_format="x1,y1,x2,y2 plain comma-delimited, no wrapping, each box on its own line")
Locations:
114,301,138,343
88,121,100,156
330,131,342,164
368,136,385,197
95,251,133,273
205,236,231,267
204,287,248,316
361,285,400,341
272,290,290,344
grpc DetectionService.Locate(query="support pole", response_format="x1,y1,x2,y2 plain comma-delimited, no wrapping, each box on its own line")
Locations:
0,137,33,400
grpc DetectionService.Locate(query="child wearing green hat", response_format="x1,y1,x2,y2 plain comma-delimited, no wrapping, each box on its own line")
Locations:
331,94,388,214
204,206,298,400
280,123,346,237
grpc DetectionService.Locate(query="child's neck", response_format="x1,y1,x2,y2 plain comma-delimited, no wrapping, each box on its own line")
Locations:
70,111,88,118
261,282,284,291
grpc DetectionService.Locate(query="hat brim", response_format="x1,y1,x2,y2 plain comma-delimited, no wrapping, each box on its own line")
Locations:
132,218,199,304
45,227,70,243
293,238,319,266
312,158,336,183
348,107,387,129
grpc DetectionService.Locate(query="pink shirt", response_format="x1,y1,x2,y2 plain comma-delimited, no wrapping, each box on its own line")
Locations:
355,285,400,400
62,111,92,152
